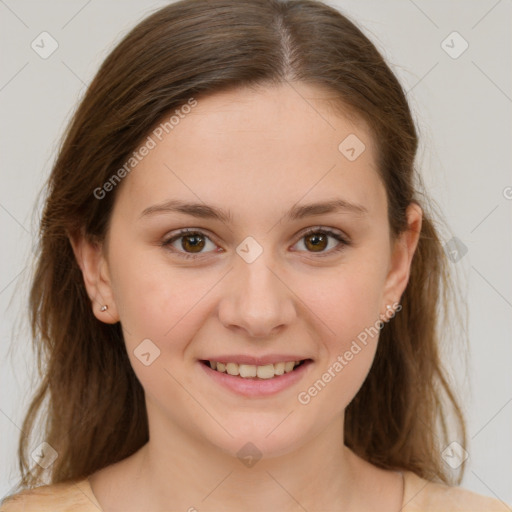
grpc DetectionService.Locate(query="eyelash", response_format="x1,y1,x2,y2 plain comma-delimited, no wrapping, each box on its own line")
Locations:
161,227,350,260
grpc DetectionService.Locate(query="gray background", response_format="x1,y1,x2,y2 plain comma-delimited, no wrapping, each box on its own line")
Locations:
1,0,511,504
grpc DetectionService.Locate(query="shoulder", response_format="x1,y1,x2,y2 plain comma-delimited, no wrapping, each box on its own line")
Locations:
0,478,100,512
401,470,510,512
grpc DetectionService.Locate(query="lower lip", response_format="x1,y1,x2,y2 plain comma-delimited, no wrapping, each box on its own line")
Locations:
198,360,313,398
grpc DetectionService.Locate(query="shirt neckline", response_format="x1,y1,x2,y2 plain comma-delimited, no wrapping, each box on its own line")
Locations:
85,471,409,511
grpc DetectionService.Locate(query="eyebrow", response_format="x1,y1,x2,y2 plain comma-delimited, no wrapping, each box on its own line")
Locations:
139,198,368,223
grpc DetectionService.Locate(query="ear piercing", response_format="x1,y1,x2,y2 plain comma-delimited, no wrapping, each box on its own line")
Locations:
100,305,108,312
380,302,401,322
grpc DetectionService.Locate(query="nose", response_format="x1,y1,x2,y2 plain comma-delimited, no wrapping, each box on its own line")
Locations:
217,252,296,339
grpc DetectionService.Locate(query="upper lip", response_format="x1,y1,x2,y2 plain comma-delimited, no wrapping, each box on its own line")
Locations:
201,355,311,366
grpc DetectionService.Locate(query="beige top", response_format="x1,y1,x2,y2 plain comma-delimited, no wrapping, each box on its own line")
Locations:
0,470,509,511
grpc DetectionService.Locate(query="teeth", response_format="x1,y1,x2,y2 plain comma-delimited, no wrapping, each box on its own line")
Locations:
256,364,275,379
274,362,285,376
208,360,302,379
284,361,295,373
239,364,257,378
226,362,239,376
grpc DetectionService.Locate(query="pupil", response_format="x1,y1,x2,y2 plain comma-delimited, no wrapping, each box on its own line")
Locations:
183,235,205,252
306,233,326,252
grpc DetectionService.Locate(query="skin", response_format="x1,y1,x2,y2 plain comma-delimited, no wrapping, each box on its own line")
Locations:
71,82,422,511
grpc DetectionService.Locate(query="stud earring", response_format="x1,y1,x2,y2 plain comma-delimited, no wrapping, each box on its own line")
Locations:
100,305,108,312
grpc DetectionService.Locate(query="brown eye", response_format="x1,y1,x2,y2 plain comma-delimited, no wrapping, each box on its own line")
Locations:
162,229,218,259
304,232,328,252
180,233,206,253
293,228,350,257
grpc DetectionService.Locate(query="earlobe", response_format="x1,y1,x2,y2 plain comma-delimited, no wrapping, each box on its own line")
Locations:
68,230,120,324
381,202,423,310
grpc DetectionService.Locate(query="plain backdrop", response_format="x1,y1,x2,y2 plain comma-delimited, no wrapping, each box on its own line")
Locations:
1,0,511,504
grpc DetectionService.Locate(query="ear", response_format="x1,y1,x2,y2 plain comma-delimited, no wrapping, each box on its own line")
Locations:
380,202,422,315
68,230,120,324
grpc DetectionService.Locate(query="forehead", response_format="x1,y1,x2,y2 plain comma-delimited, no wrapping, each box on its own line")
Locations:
115,82,385,224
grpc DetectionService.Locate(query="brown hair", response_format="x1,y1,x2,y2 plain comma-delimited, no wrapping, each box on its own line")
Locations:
14,0,467,492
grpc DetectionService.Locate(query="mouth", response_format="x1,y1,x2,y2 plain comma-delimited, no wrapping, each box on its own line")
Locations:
199,357,313,398
200,359,311,380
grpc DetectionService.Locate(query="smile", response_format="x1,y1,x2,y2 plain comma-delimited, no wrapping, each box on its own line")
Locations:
198,359,312,398
204,360,304,379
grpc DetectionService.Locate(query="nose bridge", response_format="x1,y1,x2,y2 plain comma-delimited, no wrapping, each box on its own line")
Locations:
218,240,295,338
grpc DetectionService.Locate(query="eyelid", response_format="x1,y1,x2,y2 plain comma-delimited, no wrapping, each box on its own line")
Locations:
161,228,220,259
292,226,350,257
296,225,350,243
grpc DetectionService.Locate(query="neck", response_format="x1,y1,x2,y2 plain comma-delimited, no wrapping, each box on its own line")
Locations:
130,413,358,511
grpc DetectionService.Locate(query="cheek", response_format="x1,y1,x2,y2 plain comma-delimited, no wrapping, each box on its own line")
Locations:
294,254,387,400
306,258,387,340
108,241,211,351
295,287,382,422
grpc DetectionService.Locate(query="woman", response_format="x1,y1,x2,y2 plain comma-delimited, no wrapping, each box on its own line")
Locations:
1,0,507,510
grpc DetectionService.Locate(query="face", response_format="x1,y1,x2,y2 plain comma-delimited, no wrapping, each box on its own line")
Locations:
74,82,421,459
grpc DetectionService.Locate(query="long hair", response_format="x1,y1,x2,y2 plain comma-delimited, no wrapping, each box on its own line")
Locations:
14,0,467,491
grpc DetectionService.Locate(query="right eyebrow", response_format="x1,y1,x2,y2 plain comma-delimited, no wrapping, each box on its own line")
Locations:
139,200,232,223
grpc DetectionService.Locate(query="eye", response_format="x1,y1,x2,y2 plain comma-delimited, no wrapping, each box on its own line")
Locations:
292,227,350,257
161,226,350,260
161,229,220,260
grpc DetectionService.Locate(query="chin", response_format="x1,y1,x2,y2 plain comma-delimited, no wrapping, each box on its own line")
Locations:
199,414,314,462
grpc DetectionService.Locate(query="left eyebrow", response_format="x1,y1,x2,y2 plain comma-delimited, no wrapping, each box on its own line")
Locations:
285,198,368,220
139,197,368,223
